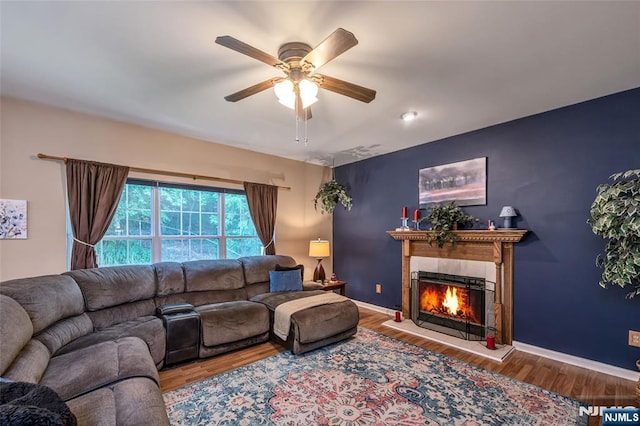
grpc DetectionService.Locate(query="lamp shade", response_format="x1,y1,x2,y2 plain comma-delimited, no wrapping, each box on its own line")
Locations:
309,239,330,258
499,206,517,229
499,206,517,217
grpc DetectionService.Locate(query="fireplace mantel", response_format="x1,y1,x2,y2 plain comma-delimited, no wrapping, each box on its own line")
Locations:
387,229,527,344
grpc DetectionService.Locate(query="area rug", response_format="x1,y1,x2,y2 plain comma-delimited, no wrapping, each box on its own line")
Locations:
163,328,586,425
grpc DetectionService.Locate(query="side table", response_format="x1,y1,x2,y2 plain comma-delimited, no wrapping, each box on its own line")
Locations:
321,280,346,296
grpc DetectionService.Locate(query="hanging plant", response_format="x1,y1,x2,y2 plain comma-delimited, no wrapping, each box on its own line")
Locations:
313,179,353,214
588,169,640,298
421,201,477,248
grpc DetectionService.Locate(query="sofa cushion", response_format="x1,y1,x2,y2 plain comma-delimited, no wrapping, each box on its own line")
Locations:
0,275,84,334
239,255,296,285
269,270,303,292
1,340,50,384
0,295,33,375
66,377,169,426
197,301,269,347
35,314,93,357
183,289,248,307
275,263,304,281
155,262,185,296
86,299,156,329
250,290,326,310
55,316,165,367
65,265,156,311
183,259,245,292
40,337,159,401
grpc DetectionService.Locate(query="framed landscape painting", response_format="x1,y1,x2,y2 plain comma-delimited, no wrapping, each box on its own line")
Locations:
0,199,27,239
419,157,487,207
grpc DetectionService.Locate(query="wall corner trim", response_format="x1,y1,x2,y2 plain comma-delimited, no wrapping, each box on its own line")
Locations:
513,341,639,382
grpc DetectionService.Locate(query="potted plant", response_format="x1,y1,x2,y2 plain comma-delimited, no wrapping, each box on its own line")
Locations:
588,169,640,299
422,201,477,248
313,179,353,214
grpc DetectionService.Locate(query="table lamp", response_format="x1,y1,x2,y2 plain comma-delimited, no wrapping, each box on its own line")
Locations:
499,206,517,229
309,238,330,282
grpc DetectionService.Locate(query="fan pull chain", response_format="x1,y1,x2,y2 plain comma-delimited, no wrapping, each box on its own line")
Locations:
304,110,308,146
295,105,300,144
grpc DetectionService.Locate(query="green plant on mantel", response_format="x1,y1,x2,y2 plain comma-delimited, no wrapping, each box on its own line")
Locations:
421,201,477,248
313,179,353,214
588,169,640,299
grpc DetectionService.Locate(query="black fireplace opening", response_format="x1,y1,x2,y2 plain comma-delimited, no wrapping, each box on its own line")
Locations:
411,271,491,341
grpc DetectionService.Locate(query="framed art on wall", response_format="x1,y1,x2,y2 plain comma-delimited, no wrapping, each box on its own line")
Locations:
0,199,27,239
419,157,487,207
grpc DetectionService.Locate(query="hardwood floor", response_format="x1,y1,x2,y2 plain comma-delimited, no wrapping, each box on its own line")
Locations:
160,306,637,424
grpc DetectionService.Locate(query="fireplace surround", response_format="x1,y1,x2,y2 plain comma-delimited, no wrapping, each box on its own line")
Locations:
411,271,493,341
387,230,527,344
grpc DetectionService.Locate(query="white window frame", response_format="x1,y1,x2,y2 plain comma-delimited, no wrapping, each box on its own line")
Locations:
93,179,261,265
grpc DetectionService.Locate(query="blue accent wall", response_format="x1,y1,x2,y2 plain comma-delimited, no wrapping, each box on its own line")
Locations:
334,88,640,370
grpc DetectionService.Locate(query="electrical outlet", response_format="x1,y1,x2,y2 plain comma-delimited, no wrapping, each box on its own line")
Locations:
375,284,382,294
629,330,640,347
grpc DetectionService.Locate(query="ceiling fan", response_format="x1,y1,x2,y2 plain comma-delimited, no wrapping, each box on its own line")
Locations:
215,28,376,121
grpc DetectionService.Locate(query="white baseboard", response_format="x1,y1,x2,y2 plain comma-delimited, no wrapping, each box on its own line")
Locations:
354,300,640,382
513,341,639,382
353,300,396,316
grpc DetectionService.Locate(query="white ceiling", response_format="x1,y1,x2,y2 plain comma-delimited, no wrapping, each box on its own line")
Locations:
2,1,639,166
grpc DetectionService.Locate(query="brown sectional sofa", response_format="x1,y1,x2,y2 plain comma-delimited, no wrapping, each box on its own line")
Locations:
0,255,359,425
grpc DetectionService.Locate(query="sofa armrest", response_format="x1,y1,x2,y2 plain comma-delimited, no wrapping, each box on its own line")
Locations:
156,303,194,316
302,281,324,291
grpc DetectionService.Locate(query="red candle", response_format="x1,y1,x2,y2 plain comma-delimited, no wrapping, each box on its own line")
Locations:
394,311,402,322
413,209,420,221
401,206,408,219
486,336,496,350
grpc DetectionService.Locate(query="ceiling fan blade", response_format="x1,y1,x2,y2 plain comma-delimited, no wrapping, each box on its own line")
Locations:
224,78,279,102
215,36,285,68
316,74,376,103
302,28,358,72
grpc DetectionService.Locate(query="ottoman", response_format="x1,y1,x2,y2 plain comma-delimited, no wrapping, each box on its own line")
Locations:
251,290,359,354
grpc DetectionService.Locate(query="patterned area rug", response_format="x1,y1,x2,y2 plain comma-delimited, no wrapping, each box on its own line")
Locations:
163,328,586,425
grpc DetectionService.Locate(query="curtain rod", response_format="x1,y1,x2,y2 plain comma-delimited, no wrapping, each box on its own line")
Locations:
36,153,291,191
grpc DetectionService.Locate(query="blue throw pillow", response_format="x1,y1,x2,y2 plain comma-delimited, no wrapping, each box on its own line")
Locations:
269,270,303,292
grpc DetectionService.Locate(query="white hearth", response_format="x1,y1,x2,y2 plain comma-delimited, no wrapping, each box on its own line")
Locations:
382,319,514,362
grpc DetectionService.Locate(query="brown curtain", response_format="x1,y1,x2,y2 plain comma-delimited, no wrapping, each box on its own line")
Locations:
66,159,129,270
243,182,278,255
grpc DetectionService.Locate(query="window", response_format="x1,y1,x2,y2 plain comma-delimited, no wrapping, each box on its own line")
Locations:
95,179,262,266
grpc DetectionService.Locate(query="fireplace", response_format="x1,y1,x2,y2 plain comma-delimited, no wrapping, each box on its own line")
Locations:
411,271,494,341
387,230,527,344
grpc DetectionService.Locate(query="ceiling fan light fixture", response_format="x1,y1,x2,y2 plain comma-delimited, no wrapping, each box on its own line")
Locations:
274,80,295,109
274,79,319,110
299,79,319,109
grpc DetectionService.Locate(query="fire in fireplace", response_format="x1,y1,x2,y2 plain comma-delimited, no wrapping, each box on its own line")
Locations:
411,271,492,341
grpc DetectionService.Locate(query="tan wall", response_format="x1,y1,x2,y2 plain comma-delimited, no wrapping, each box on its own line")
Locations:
0,97,332,281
